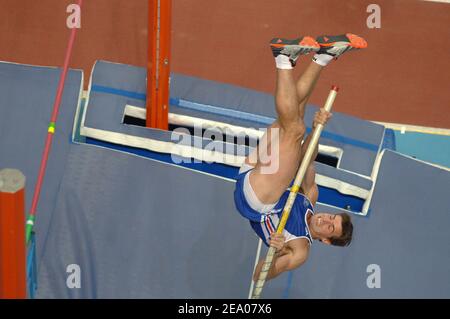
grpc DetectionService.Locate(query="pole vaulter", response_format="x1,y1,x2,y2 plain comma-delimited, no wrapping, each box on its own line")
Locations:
251,86,339,299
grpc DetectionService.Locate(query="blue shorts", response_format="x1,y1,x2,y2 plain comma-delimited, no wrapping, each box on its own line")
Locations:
233,171,267,222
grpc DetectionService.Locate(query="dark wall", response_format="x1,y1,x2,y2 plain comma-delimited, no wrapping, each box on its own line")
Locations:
1,0,449,127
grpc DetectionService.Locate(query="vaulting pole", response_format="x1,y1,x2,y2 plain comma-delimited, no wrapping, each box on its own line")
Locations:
24,0,82,244
251,85,339,299
146,0,171,130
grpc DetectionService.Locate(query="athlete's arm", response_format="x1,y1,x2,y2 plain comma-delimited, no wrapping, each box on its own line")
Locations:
253,235,309,281
302,167,319,205
300,109,331,203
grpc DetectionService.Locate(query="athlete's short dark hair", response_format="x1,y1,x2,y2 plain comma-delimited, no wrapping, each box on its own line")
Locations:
329,213,353,247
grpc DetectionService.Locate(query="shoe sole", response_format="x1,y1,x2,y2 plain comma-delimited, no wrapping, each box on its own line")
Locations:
346,33,368,49
270,36,320,51
319,33,368,49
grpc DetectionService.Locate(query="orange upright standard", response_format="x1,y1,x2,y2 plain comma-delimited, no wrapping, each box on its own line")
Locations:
0,169,26,299
147,0,171,130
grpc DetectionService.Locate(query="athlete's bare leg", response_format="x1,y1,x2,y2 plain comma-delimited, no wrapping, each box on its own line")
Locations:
296,61,323,119
246,33,367,205
247,62,323,204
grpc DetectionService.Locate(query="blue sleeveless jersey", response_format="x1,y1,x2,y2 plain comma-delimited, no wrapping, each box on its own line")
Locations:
234,171,314,247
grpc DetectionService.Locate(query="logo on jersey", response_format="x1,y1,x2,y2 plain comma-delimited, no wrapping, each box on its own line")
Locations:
303,197,311,208
268,208,282,215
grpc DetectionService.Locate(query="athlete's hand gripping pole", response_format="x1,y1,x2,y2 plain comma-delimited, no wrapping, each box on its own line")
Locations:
251,85,339,299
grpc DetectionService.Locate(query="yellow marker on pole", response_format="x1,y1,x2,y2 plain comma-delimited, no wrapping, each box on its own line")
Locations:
251,85,339,299
48,122,56,134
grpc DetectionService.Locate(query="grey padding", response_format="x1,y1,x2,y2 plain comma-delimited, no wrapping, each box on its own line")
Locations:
0,61,83,263
315,162,373,192
35,144,257,298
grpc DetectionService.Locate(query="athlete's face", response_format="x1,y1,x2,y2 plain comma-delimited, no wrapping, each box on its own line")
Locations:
310,213,343,243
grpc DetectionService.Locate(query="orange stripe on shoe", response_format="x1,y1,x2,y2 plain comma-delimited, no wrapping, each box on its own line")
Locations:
319,42,337,47
299,36,320,48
